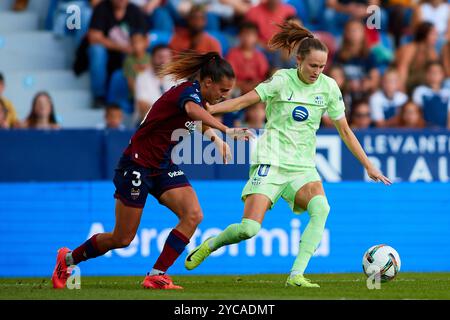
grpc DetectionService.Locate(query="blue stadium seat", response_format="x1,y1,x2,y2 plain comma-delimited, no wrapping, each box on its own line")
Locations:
0,11,39,32
207,30,230,56
107,69,133,115
0,0,14,11
148,30,172,52
379,32,395,52
286,0,309,24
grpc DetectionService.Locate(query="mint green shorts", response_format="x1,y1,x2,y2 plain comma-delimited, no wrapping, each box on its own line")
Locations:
241,164,322,214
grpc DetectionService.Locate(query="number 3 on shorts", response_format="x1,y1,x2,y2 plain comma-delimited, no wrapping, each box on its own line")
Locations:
132,170,142,187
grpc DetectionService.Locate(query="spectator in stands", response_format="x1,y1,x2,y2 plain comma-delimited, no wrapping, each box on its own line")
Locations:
322,64,350,128
396,100,426,128
386,0,417,48
412,0,449,51
440,39,450,88
123,31,151,99
328,64,352,107
12,0,28,11
226,22,269,95
396,21,439,94
369,68,408,127
175,0,252,30
240,102,266,129
412,60,450,128
87,0,147,108
23,92,60,130
130,0,174,31
269,15,300,71
169,5,222,55
0,99,9,129
97,104,126,129
324,0,381,34
349,99,374,129
135,44,176,124
49,0,102,46
334,19,380,95
245,0,296,48
0,73,20,128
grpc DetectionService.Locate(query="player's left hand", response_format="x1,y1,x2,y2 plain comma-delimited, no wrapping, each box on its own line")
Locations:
366,166,392,185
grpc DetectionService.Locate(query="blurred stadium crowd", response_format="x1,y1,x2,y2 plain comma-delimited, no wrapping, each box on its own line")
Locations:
1,0,450,131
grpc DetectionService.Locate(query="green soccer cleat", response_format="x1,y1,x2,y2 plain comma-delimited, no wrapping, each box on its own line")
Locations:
286,274,320,288
185,237,214,270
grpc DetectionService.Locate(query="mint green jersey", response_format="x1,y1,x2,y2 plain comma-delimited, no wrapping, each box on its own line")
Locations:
253,68,345,170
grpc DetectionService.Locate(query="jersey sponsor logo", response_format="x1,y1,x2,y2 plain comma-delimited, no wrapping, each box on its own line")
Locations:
292,106,309,122
168,170,184,178
185,121,197,133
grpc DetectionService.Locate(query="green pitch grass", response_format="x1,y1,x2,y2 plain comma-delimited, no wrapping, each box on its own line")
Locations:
1,273,449,300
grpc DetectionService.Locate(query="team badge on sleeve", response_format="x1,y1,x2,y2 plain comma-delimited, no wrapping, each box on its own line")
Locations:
190,93,201,103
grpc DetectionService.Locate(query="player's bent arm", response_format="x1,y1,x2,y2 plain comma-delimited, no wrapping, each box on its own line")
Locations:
209,90,261,114
333,116,392,185
185,101,228,133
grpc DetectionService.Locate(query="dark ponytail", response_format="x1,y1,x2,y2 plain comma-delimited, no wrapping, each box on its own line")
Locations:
159,51,235,82
268,21,328,58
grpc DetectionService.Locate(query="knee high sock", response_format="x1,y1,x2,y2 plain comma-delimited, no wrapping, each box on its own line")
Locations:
291,195,330,276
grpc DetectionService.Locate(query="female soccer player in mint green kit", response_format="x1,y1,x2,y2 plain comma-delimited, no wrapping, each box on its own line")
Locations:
185,22,392,287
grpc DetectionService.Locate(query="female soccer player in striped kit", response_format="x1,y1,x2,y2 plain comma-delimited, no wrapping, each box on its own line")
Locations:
51,51,251,290
185,22,392,287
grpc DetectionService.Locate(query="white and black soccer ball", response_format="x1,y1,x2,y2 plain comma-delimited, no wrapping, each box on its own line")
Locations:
362,244,401,282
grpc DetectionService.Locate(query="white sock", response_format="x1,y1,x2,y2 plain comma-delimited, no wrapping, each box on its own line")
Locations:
149,268,165,276
65,252,74,266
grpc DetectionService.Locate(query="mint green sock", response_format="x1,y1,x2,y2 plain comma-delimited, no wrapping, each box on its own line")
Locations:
209,218,261,251
291,195,330,276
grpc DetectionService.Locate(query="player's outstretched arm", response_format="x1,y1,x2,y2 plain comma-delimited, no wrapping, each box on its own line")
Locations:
185,102,253,141
333,117,392,185
207,90,261,114
186,101,229,133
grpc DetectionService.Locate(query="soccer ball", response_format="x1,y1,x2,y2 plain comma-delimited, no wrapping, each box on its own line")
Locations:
362,244,401,282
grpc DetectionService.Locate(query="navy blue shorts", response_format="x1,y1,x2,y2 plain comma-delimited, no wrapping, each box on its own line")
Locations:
113,155,191,208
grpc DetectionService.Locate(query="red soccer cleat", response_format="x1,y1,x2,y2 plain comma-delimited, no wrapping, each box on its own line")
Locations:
142,274,183,290
51,247,72,289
